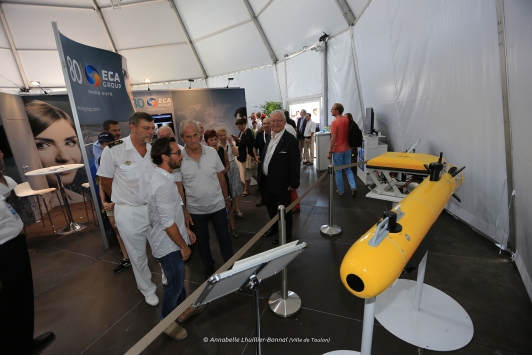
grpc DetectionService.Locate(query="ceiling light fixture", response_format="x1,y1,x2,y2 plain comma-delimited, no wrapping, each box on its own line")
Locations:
144,79,151,83
30,80,48,95
188,79,194,90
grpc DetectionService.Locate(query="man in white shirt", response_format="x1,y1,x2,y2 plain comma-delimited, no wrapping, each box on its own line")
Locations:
97,112,160,306
302,113,317,165
174,119,233,279
148,137,205,341
0,171,54,353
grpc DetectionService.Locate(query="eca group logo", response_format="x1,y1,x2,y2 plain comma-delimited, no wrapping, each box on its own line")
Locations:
147,98,157,107
66,56,122,89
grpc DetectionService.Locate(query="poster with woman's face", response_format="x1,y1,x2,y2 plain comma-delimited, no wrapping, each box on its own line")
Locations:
22,97,87,202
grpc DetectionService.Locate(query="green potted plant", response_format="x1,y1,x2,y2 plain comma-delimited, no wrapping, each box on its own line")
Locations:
259,101,284,116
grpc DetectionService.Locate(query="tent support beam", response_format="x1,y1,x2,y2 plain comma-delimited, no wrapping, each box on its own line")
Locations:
0,3,29,90
242,0,278,63
334,0,357,26
495,0,516,251
91,0,118,53
167,0,207,79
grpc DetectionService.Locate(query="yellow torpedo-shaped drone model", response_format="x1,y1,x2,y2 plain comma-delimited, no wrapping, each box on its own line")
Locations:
340,153,465,299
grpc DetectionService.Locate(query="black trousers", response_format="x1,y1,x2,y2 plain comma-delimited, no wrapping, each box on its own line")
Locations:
263,175,293,239
0,233,34,355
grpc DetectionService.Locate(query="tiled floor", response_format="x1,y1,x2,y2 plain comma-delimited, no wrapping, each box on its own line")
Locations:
26,165,532,354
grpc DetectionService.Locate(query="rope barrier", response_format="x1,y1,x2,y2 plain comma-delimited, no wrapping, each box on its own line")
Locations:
333,160,367,172
125,169,329,354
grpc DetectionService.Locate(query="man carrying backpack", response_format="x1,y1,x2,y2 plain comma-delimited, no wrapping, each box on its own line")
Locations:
327,103,357,197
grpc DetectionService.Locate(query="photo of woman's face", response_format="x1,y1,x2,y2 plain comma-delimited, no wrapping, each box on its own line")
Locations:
34,119,81,185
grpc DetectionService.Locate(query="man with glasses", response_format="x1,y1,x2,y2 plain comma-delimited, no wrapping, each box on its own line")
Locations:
148,137,205,341
175,119,233,279
98,112,160,306
327,103,357,196
260,110,300,244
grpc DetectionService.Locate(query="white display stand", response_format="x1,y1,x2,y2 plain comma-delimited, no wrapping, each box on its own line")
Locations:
357,135,388,184
315,132,331,172
374,253,474,351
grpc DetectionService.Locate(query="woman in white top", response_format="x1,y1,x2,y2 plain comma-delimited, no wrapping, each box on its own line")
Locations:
216,128,243,225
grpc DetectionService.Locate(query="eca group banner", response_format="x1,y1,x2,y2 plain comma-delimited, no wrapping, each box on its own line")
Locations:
54,23,135,248
133,91,174,115
58,30,134,125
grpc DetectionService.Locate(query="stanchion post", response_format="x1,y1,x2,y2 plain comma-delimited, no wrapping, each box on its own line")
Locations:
268,205,302,317
320,164,342,236
413,251,428,311
361,297,376,355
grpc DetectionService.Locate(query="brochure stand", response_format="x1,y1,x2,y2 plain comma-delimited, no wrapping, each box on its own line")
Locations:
195,241,307,355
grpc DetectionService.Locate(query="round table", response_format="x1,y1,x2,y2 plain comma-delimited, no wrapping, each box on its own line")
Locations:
26,164,88,235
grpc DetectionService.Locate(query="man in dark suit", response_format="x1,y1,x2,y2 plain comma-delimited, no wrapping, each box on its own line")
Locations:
260,110,300,245
296,109,307,161
254,117,271,207
284,110,297,130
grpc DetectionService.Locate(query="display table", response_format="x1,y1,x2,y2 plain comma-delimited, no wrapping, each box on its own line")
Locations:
26,164,88,235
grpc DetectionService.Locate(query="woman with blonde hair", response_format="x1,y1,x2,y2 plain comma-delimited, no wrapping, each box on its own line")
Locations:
216,128,243,235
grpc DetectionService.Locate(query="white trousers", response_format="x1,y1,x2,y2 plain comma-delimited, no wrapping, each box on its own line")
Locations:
114,204,156,297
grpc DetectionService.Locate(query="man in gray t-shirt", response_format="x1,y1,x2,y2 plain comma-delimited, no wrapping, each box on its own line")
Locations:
175,119,233,279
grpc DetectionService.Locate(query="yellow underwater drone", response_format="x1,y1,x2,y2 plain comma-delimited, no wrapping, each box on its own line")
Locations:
340,153,465,299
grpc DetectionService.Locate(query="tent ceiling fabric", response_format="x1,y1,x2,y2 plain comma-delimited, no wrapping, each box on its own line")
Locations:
0,0,368,89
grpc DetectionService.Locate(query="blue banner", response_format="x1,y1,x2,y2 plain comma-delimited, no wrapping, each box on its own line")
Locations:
59,32,134,125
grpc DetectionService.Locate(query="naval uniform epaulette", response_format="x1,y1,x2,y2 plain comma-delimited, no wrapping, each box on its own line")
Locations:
108,139,124,148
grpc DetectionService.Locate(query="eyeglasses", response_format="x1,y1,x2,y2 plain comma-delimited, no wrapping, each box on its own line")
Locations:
171,151,182,155
271,119,285,124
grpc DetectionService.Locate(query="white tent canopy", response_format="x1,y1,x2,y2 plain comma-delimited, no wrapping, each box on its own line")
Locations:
1,0,531,301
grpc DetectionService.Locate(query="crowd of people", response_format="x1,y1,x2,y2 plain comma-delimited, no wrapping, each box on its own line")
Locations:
0,102,358,348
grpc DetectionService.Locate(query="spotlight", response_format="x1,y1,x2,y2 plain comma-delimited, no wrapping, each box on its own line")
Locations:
30,81,48,94
189,79,194,89
226,77,234,88
144,79,151,83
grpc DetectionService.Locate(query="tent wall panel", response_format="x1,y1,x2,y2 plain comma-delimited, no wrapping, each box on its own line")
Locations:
354,0,509,245
327,30,363,127
0,20,10,48
286,49,322,101
119,44,202,84
347,0,371,18
276,62,287,107
174,0,249,41
2,4,111,50
17,50,64,87
207,65,279,115
505,0,532,300
0,49,24,87
194,21,272,77
101,1,187,50
258,0,347,59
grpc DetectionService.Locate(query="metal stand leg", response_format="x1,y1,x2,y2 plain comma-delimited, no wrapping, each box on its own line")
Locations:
81,188,90,221
320,164,342,236
269,205,302,317
35,195,45,228
250,276,262,355
413,252,428,311
55,190,68,223
40,194,56,234
55,173,88,235
361,297,376,355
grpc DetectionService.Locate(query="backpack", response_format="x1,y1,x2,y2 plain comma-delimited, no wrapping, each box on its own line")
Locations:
348,120,363,148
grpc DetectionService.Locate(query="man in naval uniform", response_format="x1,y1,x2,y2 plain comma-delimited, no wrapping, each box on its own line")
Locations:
98,112,159,306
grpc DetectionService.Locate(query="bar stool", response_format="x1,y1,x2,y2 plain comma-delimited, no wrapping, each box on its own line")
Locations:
14,182,58,234
81,182,97,225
